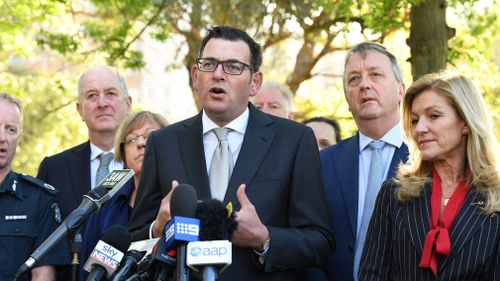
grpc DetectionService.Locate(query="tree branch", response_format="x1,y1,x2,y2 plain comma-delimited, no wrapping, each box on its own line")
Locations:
108,0,168,64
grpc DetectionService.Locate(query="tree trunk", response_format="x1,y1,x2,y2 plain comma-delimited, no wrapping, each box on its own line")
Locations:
407,0,455,81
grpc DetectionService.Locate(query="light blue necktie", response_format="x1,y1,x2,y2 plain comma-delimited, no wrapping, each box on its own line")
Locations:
209,128,233,200
95,152,113,186
353,140,385,280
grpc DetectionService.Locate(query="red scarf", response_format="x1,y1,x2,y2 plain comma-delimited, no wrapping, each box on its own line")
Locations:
418,171,468,276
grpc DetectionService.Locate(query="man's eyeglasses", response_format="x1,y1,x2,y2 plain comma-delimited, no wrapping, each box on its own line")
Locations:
122,132,152,146
196,58,252,75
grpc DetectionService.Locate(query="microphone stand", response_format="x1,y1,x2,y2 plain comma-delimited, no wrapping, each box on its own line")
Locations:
70,230,83,281
202,266,217,281
176,246,189,281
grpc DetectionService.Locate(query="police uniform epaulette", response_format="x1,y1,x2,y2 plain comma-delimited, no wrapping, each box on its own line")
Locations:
18,173,59,195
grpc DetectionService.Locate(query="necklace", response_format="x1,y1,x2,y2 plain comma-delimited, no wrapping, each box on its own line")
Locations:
442,194,451,206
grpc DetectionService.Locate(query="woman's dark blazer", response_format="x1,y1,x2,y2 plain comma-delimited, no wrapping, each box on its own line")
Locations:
359,179,500,281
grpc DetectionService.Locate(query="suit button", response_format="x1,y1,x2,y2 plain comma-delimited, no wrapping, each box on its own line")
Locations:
348,246,354,253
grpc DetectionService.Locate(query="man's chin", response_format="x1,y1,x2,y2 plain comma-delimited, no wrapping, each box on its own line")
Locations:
91,125,119,134
0,159,11,171
204,103,228,115
357,105,385,118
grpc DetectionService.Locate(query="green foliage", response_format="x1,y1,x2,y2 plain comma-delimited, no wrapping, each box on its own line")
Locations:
446,0,500,138
2,71,86,175
358,0,408,36
0,0,498,177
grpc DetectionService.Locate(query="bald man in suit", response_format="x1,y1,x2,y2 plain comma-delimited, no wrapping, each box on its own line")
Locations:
37,66,132,280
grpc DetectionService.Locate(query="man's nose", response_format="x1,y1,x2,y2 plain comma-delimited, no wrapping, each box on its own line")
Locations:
97,94,109,107
212,63,226,79
358,75,372,89
0,127,6,141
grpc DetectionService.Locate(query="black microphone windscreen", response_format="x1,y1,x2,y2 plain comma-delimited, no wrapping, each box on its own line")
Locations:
196,199,237,241
101,225,132,253
170,184,198,218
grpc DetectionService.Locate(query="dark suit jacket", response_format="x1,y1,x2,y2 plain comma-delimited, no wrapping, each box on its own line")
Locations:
37,141,92,218
302,134,409,281
37,141,92,281
128,104,334,281
360,179,500,281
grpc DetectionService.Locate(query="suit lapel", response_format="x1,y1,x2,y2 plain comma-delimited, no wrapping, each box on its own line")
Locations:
440,190,489,268
400,180,490,268
400,182,431,256
178,113,212,200
388,143,409,179
333,136,360,237
68,142,91,203
224,105,274,207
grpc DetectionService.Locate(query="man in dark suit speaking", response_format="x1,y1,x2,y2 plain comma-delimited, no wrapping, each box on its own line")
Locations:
128,26,334,281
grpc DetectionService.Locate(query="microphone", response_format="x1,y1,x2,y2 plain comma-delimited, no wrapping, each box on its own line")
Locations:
187,199,237,281
195,199,237,242
128,238,160,256
84,225,132,281
109,250,145,281
15,169,134,278
164,184,199,281
122,238,171,281
126,184,200,281
121,251,154,281
151,238,177,281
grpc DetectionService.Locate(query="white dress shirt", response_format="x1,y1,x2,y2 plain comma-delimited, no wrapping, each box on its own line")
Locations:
148,109,250,239
202,108,249,174
89,142,124,189
356,122,403,236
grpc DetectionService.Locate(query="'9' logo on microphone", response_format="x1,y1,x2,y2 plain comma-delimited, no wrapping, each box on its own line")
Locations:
165,216,200,245
176,222,200,236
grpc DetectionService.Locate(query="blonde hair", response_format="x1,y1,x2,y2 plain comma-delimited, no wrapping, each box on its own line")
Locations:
397,71,500,214
114,111,168,163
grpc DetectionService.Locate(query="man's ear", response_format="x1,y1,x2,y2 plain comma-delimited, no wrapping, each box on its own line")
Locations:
191,64,199,92
249,71,263,97
76,102,83,120
398,83,406,103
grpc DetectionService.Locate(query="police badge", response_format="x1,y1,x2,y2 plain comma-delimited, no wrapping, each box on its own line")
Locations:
51,202,62,223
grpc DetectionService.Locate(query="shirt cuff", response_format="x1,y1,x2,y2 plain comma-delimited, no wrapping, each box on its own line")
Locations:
253,236,270,264
149,220,156,239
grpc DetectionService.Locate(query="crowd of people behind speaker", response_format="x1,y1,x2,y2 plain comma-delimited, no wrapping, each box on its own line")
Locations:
1,24,498,281
251,80,342,150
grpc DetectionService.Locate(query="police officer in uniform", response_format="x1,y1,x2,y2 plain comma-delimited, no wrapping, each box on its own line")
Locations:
0,93,69,281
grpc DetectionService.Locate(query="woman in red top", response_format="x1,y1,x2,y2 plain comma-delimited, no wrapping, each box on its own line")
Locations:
359,71,500,281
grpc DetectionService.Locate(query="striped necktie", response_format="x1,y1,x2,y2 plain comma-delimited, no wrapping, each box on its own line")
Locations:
95,152,113,186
